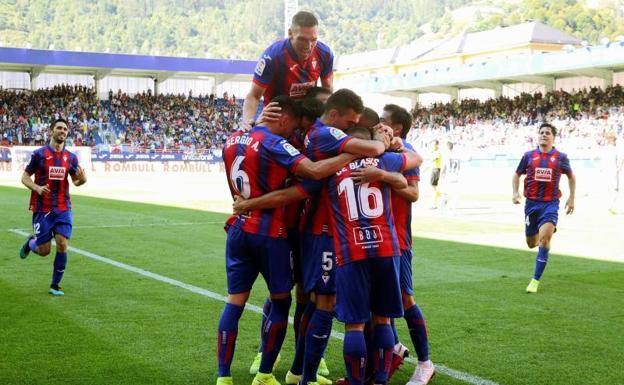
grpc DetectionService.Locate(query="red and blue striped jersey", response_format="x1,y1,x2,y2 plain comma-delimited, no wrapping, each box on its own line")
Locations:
391,140,421,251
283,128,308,230
299,118,353,235
516,147,573,202
328,152,407,266
25,145,79,213
253,39,334,105
223,126,307,238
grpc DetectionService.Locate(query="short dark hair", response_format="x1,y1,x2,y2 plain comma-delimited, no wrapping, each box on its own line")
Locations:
50,118,69,130
357,107,379,129
539,122,557,136
324,89,364,115
305,86,331,100
447,141,454,150
292,11,318,28
299,97,325,122
346,126,372,140
383,104,412,138
270,96,302,119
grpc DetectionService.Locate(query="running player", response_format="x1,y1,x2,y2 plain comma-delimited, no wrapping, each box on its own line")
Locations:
241,11,333,130
327,126,422,385
19,118,87,296
512,123,576,293
216,96,355,385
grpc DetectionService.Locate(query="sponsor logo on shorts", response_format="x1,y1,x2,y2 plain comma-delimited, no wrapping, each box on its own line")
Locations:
534,167,552,182
48,166,66,180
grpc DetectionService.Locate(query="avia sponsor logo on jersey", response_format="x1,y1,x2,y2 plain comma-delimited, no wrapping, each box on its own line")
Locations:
289,81,315,97
534,167,553,182
226,134,260,152
281,140,301,156
48,166,66,180
353,225,383,246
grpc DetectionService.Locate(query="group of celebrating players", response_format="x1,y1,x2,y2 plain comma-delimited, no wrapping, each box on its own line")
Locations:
16,9,576,385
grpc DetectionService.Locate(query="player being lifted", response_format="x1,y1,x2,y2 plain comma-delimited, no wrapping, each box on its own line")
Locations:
19,118,87,296
216,96,356,385
512,123,576,293
242,10,333,130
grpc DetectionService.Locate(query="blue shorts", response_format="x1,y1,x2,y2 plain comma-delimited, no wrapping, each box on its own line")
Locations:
32,210,73,246
300,233,336,295
288,228,302,284
335,257,403,324
524,199,559,237
225,226,293,295
399,249,413,296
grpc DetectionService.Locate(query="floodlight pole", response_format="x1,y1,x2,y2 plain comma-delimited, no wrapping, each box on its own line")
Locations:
284,0,299,37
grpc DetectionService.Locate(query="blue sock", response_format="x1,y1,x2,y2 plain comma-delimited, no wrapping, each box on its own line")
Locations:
364,320,375,379
258,298,272,353
405,305,429,362
290,302,315,374
51,252,67,287
259,296,291,374
390,318,399,345
533,247,550,280
293,302,307,342
302,309,333,383
217,303,244,377
28,239,38,254
373,324,395,384
343,330,367,385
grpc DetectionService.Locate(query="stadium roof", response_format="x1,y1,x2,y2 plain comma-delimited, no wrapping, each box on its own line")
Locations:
0,47,256,82
336,21,582,71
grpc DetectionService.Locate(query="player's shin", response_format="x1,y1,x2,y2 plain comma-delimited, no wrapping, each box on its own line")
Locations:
405,305,429,362
51,252,67,288
302,309,333,383
290,302,316,375
344,330,367,385
372,324,394,385
217,303,244,377
259,296,291,374
533,246,550,280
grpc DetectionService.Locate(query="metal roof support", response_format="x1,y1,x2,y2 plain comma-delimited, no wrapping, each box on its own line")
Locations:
29,65,46,91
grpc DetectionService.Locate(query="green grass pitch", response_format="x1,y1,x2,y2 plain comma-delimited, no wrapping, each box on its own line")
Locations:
1,185,623,385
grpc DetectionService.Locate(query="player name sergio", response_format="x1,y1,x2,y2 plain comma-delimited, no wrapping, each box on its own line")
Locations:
336,158,380,176
226,134,260,152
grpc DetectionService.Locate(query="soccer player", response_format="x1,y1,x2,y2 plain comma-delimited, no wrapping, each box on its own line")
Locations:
429,140,442,209
241,10,334,129
18,118,87,296
216,96,356,385
327,126,423,385
512,123,576,293
439,141,461,213
380,104,434,385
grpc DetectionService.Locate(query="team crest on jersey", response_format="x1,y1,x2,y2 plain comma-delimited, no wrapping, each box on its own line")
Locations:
329,127,347,140
534,167,552,182
289,81,315,97
48,166,66,180
63,155,68,162
281,141,301,156
311,59,317,69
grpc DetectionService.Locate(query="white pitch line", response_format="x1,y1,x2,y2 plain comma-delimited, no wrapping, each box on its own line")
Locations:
9,228,503,385
12,221,225,231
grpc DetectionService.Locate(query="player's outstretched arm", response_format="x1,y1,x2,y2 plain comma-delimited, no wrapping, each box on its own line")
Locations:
241,83,265,130
404,151,424,170
294,153,357,180
21,171,49,195
392,180,419,202
512,173,521,204
342,138,386,158
71,166,87,186
566,173,576,214
232,185,306,214
351,167,408,190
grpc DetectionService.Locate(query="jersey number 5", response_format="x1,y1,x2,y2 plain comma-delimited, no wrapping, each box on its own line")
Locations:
230,156,251,198
337,178,383,221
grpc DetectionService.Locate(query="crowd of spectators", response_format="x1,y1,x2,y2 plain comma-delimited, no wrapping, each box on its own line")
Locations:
409,85,624,153
2,84,623,157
